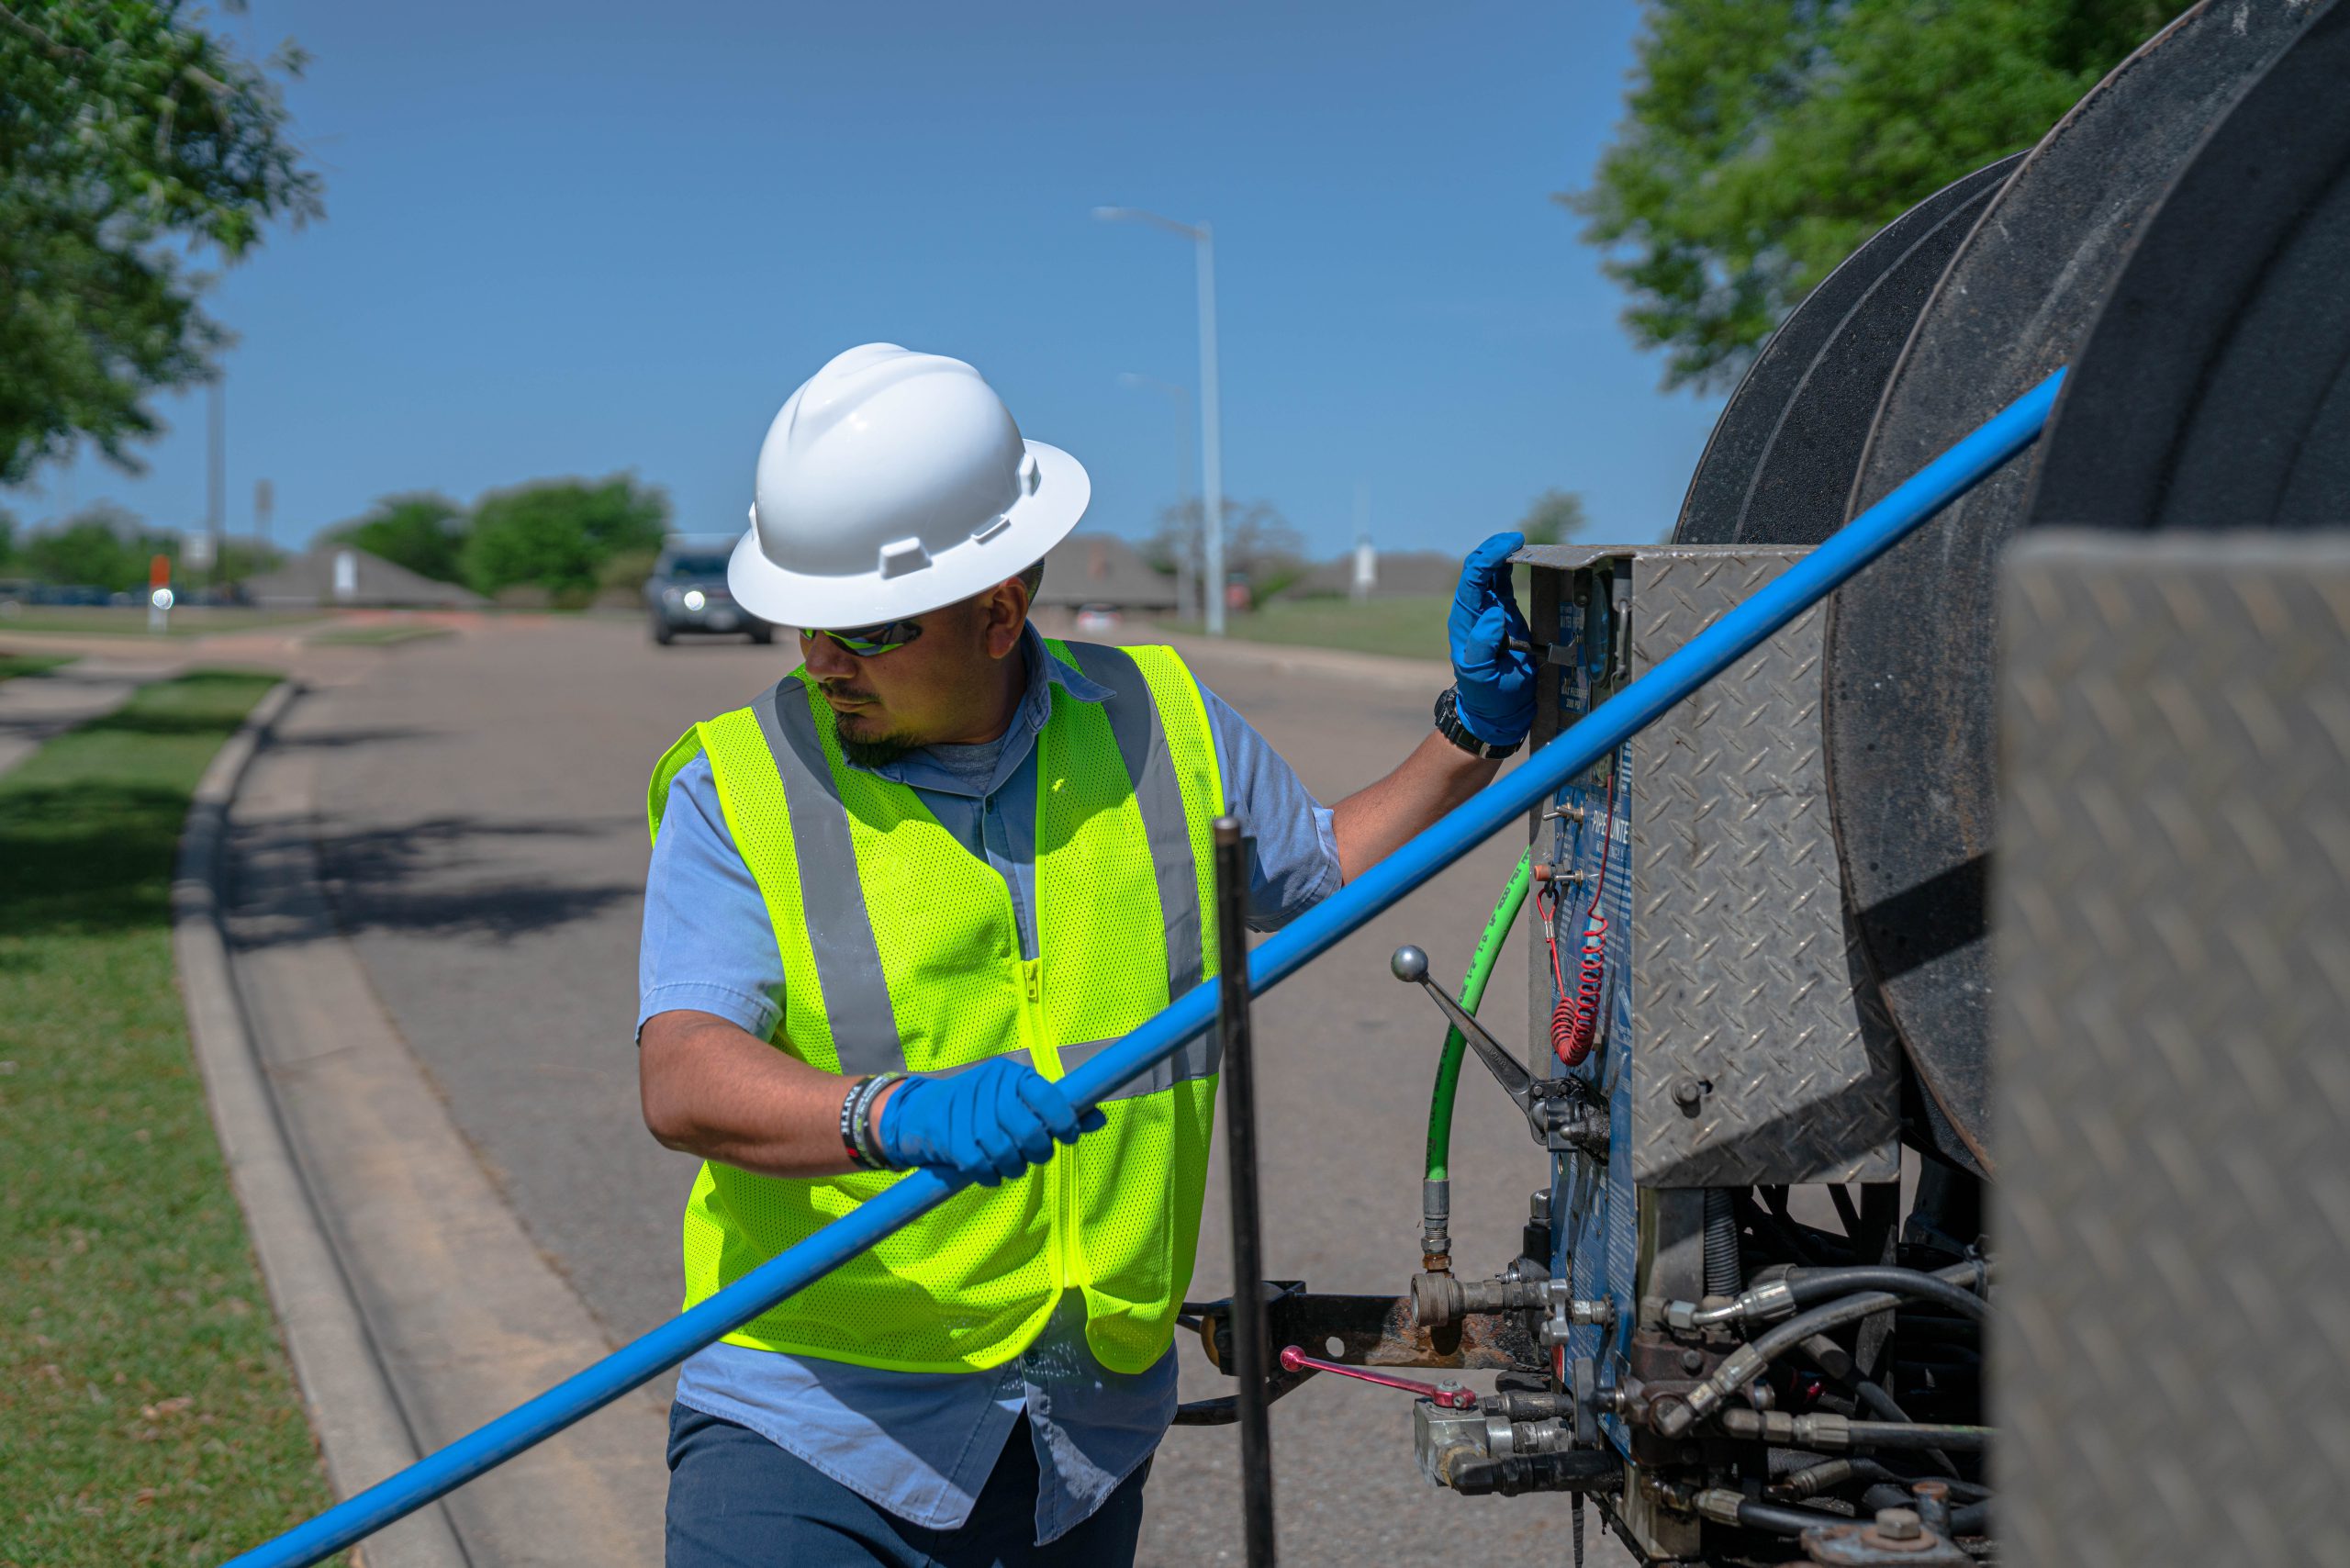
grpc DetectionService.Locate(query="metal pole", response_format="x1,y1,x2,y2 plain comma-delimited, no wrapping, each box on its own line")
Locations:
207,378,226,597
1196,223,1226,636
1214,817,1278,1567
218,369,2064,1568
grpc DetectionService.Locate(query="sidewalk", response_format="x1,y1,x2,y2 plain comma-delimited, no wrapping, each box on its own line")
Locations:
219,679,667,1566
0,655,184,776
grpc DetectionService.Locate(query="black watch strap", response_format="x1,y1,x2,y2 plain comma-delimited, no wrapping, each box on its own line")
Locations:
1433,686,1522,760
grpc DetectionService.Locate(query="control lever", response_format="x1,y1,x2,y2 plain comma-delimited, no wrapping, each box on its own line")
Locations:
1392,946,1603,1149
1279,1345,1478,1409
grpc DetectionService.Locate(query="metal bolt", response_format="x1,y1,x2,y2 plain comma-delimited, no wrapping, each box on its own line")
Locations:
1671,1077,1707,1112
1679,1349,1705,1374
1874,1507,1923,1542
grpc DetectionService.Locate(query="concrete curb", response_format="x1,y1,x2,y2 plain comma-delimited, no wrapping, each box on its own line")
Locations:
173,681,468,1568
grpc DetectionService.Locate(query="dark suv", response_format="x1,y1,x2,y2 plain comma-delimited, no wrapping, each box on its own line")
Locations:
644,543,773,645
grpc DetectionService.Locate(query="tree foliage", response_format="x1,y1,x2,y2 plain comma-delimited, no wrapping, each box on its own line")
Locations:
1516,488,1592,546
330,492,466,584
461,476,669,599
16,507,154,588
1570,0,2171,390
0,0,322,482
1143,497,1308,607
0,501,263,592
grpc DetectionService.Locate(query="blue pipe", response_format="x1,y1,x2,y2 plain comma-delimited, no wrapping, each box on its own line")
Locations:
223,368,2064,1568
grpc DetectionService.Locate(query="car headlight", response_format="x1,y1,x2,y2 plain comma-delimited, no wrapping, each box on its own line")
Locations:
682,589,707,611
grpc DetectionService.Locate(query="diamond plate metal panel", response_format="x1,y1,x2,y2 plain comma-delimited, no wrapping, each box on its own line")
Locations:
1994,532,2350,1568
1626,549,1903,1186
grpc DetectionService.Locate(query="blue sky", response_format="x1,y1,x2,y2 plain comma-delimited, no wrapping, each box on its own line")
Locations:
12,1,1723,561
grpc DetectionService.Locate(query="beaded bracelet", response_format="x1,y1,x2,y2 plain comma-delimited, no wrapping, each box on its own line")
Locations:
838,1070,907,1172
838,1076,877,1170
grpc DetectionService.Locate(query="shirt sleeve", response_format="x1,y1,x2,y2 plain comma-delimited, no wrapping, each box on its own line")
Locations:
638,752,786,1041
1198,681,1345,931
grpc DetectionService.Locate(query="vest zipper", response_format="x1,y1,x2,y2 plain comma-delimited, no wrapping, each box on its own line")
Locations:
1018,957,1082,1305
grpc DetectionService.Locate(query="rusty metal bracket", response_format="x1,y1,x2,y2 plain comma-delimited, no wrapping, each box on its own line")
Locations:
1189,1288,1547,1380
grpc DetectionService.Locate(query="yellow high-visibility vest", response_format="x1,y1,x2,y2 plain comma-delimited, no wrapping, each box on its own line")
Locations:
645,639,1225,1374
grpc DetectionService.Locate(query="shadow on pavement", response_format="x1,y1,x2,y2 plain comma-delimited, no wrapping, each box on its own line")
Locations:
228,813,640,948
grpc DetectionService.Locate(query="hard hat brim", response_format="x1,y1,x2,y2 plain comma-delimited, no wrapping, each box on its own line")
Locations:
726,440,1091,629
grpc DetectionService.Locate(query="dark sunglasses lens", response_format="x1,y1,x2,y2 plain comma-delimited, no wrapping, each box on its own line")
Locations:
805,619,921,655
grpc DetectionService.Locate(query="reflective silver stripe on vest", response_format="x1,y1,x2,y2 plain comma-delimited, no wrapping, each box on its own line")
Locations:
931,1034,1221,1103
755,678,906,1076
1062,643,1207,1000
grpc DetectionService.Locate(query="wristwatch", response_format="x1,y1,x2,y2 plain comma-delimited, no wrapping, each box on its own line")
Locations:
1433,686,1523,760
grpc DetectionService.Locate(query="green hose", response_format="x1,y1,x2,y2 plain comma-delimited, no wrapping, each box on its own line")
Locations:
1425,847,1535,1185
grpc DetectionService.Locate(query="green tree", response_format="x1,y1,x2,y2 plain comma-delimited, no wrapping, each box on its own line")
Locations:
0,1,322,482
1516,488,1592,546
332,492,467,584
0,507,17,571
1144,498,1308,608
462,476,669,600
1571,0,2170,390
19,503,148,590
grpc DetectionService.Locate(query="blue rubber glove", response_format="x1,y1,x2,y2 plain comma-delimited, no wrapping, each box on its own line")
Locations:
1447,531,1537,748
875,1059,1106,1187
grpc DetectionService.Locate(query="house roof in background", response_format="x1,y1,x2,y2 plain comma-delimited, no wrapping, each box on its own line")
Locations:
245,544,487,608
1035,533,1177,609
1292,548,1460,599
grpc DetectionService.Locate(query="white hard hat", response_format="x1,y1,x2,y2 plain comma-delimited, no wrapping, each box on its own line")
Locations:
729,343,1091,628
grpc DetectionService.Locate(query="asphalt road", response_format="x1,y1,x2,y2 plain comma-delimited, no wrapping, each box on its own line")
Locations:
299,613,1629,1567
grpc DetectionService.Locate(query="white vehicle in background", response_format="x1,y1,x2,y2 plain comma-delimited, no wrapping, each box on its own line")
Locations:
1073,603,1123,634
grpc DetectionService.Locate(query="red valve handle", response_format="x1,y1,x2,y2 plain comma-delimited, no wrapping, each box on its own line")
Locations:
1277,1345,1480,1409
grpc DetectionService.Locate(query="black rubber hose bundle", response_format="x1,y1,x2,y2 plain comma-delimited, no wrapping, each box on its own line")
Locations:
1783,1264,1988,1322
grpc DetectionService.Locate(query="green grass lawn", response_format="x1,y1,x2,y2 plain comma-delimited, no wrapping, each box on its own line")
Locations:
0,606,323,639
0,671,348,1567
1158,593,1453,662
0,653,74,683
305,622,456,647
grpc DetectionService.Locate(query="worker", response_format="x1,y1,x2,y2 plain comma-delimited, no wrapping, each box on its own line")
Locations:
637,342,1537,1567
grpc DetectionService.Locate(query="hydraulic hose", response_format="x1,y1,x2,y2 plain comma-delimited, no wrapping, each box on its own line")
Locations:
1736,1498,1855,1538
1421,848,1534,1267
220,369,2066,1568
1663,1263,1990,1438
1785,1265,1988,1323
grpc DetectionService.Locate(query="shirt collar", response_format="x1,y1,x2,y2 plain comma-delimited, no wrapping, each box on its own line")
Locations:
855,624,1114,795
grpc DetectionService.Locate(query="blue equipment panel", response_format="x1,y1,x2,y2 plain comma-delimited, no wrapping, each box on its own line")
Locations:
1539,563,1637,1455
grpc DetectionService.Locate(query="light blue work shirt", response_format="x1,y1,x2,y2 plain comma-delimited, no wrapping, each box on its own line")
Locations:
637,626,1343,1542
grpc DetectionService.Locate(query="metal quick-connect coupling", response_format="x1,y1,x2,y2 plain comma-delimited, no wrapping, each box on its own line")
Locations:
1654,1345,1763,1438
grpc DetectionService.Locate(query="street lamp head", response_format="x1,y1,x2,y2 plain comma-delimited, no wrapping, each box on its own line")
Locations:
1091,205,1203,241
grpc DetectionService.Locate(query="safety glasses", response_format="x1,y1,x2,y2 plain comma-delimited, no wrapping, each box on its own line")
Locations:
801,617,925,656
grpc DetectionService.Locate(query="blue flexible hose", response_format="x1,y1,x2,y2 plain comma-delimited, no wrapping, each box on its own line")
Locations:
221,368,2064,1568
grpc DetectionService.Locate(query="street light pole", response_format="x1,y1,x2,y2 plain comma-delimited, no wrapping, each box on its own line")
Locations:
1093,206,1227,635
1192,223,1225,637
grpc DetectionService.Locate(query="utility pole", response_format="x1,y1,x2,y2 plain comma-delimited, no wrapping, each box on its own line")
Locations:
207,378,226,596
255,478,274,562
1094,207,1228,635
1194,222,1225,636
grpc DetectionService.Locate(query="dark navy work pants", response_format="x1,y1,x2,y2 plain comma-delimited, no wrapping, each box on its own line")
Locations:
664,1404,1150,1568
